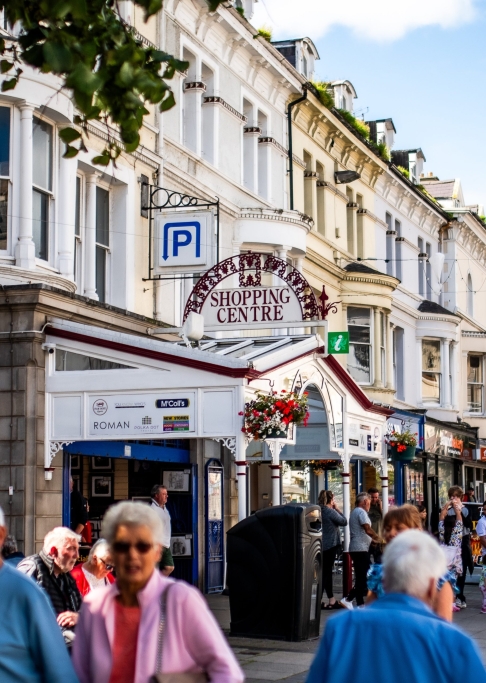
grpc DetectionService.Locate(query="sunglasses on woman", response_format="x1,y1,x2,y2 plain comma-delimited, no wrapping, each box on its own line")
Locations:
112,541,153,555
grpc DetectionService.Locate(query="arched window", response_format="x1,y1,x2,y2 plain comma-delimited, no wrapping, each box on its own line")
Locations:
467,273,474,317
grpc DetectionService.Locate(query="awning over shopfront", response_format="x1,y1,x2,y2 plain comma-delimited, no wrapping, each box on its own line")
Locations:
44,318,392,523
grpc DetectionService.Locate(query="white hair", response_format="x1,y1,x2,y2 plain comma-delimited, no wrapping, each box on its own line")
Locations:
88,538,111,561
356,492,370,507
101,501,165,547
0,506,4,527
383,530,447,599
43,527,81,554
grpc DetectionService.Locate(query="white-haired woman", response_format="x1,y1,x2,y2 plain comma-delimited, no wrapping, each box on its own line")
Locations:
72,501,244,683
71,539,115,597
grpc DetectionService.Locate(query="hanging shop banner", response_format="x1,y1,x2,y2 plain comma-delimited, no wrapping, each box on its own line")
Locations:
88,392,196,437
183,252,323,329
154,211,214,274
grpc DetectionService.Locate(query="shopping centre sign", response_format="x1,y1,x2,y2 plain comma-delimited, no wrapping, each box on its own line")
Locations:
183,252,328,330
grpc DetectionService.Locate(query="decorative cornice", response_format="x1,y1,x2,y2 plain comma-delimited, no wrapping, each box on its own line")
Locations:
184,81,207,92
258,136,287,156
203,96,247,123
462,331,486,338
243,126,262,135
304,171,319,179
343,272,398,289
316,181,348,202
292,153,306,169
85,123,160,169
0,264,77,293
238,207,313,229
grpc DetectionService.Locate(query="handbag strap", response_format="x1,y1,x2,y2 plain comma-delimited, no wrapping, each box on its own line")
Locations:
156,583,173,674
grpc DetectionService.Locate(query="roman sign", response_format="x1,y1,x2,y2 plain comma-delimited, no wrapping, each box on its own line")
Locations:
202,286,302,325
88,392,196,437
154,211,213,273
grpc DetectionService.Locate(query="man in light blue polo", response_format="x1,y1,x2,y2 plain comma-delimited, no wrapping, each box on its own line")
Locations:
0,507,78,682
307,530,485,683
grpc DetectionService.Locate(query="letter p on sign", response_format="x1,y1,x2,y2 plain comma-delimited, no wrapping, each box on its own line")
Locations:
156,211,211,270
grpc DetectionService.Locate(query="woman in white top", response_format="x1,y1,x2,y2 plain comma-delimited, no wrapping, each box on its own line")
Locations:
71,539,115,597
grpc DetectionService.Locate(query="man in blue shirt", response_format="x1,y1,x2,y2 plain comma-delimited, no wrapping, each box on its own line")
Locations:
0,506,79,683
307,530,486,683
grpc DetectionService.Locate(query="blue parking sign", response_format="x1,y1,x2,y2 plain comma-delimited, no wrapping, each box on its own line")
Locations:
155,211,211,270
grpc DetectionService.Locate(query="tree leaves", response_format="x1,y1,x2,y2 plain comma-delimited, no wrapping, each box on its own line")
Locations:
0,0,226,165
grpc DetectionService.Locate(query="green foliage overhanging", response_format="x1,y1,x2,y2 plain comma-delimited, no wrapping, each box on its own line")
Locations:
0,0,225,165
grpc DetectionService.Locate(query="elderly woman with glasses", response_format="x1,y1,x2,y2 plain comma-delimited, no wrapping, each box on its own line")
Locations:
71,539,115,597
72,501,243,683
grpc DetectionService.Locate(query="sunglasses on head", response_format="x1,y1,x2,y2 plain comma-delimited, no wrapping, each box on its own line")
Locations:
112,541,153,555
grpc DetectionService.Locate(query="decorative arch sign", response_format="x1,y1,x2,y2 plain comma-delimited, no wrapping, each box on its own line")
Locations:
183,253,324,327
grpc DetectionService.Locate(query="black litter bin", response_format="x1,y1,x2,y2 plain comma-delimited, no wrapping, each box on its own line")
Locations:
226,503,322,641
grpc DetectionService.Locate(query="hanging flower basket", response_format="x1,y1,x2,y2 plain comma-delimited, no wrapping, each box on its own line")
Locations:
240,390,309,441
389,444,416,461
386,429,418,462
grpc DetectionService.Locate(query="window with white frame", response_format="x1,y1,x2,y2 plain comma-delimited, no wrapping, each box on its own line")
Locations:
422,340,441,404
0,106,10,251
379,311,386,384
385,212,394,277
467,273,474,317
32,117,53,261
418,237,425,296
74,176,82,289
393,326,405,400
95,186,109,303
395,219,402,281
467,355,483,413
425,242,432,299
347,307,371,383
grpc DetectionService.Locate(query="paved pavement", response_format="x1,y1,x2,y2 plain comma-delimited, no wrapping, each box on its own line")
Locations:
207,582,486,683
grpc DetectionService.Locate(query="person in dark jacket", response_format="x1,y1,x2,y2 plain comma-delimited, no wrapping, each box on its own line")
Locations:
70,476,88,535
1,533,25,566
18,526,82,646
318,489,347,609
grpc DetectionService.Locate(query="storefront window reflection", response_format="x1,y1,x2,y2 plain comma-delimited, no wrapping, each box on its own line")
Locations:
405,460,424,505
282,463,310,504
438,460,453,507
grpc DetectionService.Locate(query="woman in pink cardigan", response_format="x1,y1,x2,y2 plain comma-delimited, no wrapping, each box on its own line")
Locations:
72,501,244,683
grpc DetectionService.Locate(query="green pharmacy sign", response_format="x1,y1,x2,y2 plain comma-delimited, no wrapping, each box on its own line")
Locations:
328,331,349,354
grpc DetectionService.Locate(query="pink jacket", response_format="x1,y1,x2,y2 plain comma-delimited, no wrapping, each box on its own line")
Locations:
72,570,244,683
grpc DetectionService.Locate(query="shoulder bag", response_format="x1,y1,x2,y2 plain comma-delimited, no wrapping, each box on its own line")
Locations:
150,583,209,683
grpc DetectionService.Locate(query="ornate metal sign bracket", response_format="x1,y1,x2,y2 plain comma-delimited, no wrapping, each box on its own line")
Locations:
141,184,220,282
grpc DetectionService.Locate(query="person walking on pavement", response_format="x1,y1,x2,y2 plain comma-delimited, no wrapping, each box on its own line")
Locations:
71,539,115,597
307,531,486,683
476,501,486,613
18,526,83,646
72,501,244,683
318,490,347,610
151,484,174,576
447,486,474,609
366,504,454,621
0,507,79,683
367,487,383,564
340,492,382,609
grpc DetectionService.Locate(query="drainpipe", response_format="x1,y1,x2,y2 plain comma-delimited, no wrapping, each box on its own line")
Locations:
287,87,308,211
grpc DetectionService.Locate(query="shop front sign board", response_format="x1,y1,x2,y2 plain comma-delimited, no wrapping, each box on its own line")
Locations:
424,423,476,459
348,421,382,455
88,392,196,438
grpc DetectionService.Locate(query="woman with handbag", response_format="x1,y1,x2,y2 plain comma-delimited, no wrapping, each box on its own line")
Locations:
318,490,347,610
72,501,243,683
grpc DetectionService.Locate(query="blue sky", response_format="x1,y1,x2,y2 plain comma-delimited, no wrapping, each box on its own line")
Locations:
253,0,485,209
